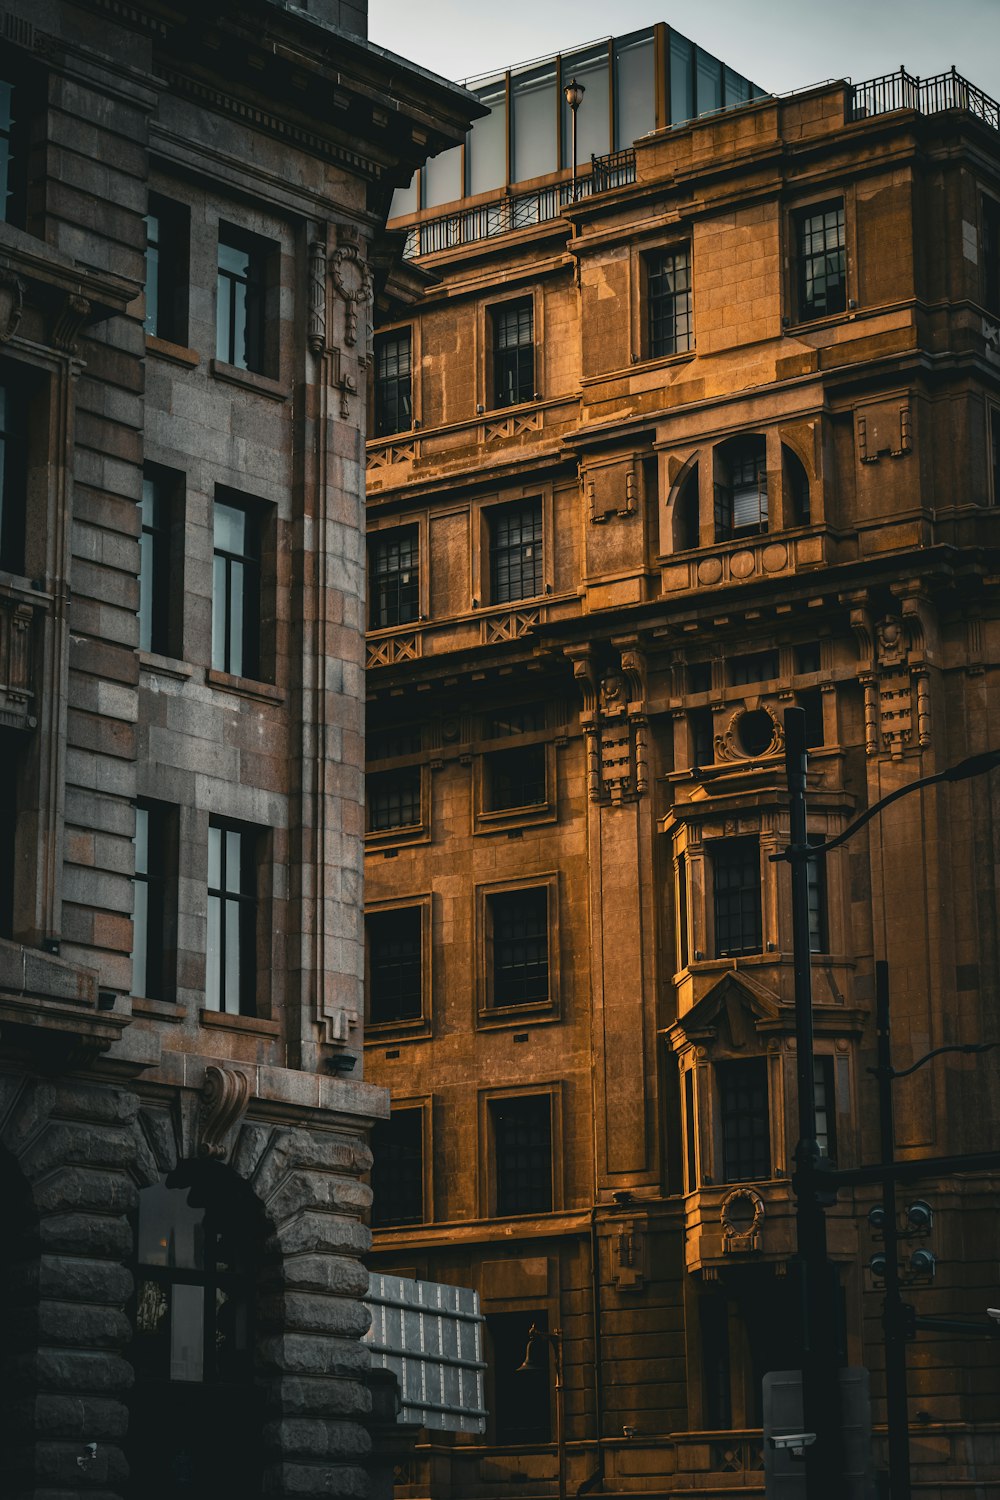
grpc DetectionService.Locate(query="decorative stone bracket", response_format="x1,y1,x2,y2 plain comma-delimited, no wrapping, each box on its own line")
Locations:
847,590,935,759
567,640,649,804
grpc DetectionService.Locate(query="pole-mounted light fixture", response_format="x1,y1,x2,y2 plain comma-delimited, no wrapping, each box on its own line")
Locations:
563,78,586,202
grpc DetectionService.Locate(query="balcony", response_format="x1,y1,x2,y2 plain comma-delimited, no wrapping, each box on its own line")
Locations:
401,148,636,258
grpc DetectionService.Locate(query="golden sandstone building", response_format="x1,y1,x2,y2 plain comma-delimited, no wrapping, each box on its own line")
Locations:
364,26,1000,1499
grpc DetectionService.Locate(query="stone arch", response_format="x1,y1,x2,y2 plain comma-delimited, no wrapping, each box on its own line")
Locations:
133,1098,376,1500
781,439,812,525
0,1073,138,1500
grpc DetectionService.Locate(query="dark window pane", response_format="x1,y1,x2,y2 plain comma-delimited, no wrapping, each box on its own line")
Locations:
798,202,846,321
712,838,762,958
132,802,169,1000
647,247,693,357
367,767,421,830
368,724,422,761
374,329,413,436
371,1109,424,1226
727,648,778,687
493,1095,551,1215
489,498,542,603
715,436,767,541
984,197,1000,317
369,526,419,628
0,78,28,228
688,661,712,695
145,198,188,344
212,497,260,678
368,907,422,1024
491,888,548,1007
206,821,257,1015
139,471,172,655
217,229,267,372
690,707,714,767
493,300,534,408
807,837,828,953
487,704,545,737
684,1066,697,1190
701,1294,732,1428
487,745,546,810
718,1058,770,1181
0,381,26,574
814,1055,837,1162
677,852,690,972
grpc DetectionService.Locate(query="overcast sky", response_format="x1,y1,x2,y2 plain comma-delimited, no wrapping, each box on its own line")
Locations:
369,0,1000,100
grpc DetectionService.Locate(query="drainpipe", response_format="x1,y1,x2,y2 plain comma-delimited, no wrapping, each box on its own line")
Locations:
579,1204,606,1497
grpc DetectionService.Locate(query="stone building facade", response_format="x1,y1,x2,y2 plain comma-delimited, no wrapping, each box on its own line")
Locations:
0,2,476,1497
365,42,1000,1498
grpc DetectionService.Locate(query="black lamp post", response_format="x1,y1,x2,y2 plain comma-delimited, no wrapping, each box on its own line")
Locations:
517,1323,566,1500
564,77,585,202
776,707,1000,1498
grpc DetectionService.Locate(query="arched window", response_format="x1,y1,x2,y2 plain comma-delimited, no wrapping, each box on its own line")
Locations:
128,1167,264,1499
672,462,700,551
782,445,811,526
714,436,767,541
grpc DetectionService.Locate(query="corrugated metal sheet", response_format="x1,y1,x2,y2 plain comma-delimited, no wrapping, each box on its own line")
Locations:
365,1273,488,1434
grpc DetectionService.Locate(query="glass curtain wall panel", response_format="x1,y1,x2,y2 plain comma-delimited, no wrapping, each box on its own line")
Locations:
468,79,507,196
512,63,557,182
669,32,694,124
614,30,655,149
423,143,463,208
696,47,723,115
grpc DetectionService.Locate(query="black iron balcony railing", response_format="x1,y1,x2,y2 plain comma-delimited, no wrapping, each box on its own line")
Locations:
849,65,999,132
401,147,636,259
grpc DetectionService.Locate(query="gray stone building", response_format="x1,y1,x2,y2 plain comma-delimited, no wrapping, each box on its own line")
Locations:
0,2,476,1496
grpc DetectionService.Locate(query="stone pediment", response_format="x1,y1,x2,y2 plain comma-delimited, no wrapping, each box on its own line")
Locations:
677,970,783,1050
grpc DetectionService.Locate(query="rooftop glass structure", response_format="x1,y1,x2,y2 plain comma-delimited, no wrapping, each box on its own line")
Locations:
390,24,766,218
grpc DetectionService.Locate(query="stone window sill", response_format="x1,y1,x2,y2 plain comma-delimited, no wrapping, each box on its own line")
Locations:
210,358,289,401
206,668,284,705
146,334,200,369
200,1008,280,1036
133,995,188,1024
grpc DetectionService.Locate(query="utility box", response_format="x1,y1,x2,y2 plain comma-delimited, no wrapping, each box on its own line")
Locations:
763,1367,875,1498
365,1273,488,1434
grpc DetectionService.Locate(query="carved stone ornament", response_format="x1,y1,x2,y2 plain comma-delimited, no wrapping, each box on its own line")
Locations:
569,642,649,805
52,292,91,354
0,267,25,343
715,703,783,763
330,242,372,352
307,238,327,354
720,1185,765,1253
198,1064,251,1160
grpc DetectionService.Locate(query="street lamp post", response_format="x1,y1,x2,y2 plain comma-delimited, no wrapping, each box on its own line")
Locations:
564,78,585,202
777,708,1000,1498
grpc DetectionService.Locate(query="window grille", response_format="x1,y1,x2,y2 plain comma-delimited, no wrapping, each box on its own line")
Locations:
711,838,762,958
368,907,423,1023
489,498,542,603
367,768,421,831
370,527,419,628
216,229,267,372
493,300,534,407
371,1109,424,1226
718,1058,770,1181
490,888,549,1006
492,1095,552,1215
647,247,693,356
797,202,846,321
374,329,413,435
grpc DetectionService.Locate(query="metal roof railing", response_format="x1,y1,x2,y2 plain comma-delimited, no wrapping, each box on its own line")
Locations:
849,66,999,132
401,147,636,258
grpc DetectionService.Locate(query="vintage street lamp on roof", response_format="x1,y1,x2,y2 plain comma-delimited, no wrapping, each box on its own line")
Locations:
563,77,585,202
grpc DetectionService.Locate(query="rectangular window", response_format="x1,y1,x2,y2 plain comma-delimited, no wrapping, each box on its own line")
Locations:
718,1058,770,1182
797,201,847,322
991,406,1000,504
132,801,175,1001
144,197,189,345
711,837,762,958
374,329,412,436
489,498,542,603
700,1294,732,1429
0,381,26,574
983,197,1000,317
489,888,549,1007
807,838,828,954
715,437,768,541
212,495,260,679
366,767,421,832
486,745,546,811
492,299,534,408
727,648,779,687
368,723,421,762
814,1055,837,1163
367,907,423,1025
690,706,714,768
684,1067,697,1191
371,1108,425,1226
0,78,29,228
492,1094,552,1215
206,821,258,1016
647,247,693,357
138,469,174,656
369,527,419,629
800,687,825,748
688,661,712,695
216,227,270,373
677,852,689,971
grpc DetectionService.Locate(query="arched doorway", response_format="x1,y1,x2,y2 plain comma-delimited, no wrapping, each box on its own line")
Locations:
127,1162,266,1499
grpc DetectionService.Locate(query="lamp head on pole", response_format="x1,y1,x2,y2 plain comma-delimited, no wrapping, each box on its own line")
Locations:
515,1323,542,1373
564,77,586,112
